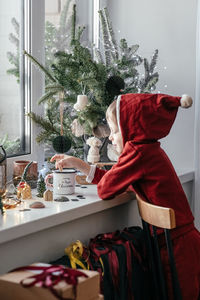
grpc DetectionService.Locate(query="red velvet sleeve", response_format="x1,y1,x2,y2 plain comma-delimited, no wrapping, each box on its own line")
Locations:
92,168,107,184
96,142,144,200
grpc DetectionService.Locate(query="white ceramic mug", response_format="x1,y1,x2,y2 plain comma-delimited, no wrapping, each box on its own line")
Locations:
45,169,76,197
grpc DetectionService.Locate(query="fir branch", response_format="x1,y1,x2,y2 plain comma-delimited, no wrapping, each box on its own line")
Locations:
59,0,73,32
104,7,119,60
143,73,159,92
144,58,150,78
36,130,55,144
27,112,60,135
38,91,59,105
11,17,19,36
149,49,159,74
9,33,19,48
24,50,57,83
45,83,64,91
21,162,33,182
99,9,112,66
7,52,18,66
94,48,103,63
76,26,85,41
71,4,76,44
129,44,139,55
119,38,128,55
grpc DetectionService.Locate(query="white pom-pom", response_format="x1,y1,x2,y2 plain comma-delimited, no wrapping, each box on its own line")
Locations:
180,95,193,108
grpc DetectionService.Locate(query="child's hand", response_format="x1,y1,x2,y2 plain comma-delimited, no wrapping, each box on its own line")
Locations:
50,154,91,176
50,154,77,171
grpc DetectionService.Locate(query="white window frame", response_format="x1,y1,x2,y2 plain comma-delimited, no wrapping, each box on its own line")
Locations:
7,0,45,180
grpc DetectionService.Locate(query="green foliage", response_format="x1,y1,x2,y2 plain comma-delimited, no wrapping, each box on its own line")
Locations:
9,2,159,156
7,18,20,83
0,134,20,155
21,161,33,182
96,7,159,94
37,174,46,197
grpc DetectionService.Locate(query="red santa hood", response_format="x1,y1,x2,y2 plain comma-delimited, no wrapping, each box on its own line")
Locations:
116,93,192,144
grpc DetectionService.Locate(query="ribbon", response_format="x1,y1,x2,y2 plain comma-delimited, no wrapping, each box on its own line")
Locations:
11,264,88,300
65,240,90,270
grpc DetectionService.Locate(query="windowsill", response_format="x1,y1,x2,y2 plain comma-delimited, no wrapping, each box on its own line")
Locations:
0,185,135,245
176,168,194,184
0,169,194,245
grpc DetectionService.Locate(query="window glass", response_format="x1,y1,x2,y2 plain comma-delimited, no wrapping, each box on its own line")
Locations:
0,0,30,157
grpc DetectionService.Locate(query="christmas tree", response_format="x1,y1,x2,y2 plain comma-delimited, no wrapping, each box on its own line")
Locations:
37,174,46,198
23,4,159,159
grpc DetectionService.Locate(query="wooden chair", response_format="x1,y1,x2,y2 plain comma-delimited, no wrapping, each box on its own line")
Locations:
136,194,182,300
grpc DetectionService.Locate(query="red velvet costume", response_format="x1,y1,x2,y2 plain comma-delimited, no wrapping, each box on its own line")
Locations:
92,93,200,299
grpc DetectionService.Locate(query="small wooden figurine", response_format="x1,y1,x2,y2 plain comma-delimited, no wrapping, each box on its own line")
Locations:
17,182,32,200
43,189,53,201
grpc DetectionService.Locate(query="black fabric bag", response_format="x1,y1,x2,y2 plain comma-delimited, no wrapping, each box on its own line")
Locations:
88,226,153,300
50,226,153,300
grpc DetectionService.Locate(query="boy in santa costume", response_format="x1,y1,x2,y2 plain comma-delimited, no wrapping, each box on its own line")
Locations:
49,93,200,299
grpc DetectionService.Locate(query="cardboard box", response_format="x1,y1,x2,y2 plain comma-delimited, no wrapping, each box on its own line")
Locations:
0,264,100,300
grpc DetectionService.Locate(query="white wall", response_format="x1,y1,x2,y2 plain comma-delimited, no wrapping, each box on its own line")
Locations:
106,0,197,171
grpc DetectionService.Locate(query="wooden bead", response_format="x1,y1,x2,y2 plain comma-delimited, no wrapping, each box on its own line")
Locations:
43,190,53,201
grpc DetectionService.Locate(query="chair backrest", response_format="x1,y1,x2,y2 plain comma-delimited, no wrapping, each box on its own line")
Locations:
136,194,182,300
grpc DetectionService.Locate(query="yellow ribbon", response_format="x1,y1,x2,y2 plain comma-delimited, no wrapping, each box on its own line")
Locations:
65,240,89,270
99,257,105,276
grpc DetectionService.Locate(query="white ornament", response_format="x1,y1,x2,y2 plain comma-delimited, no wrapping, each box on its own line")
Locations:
107,144,120,162
71,119,84,137
73,95,88,111
86,137,102,164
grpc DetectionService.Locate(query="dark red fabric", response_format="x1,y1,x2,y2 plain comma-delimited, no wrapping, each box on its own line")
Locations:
92,93,200,299
119,93,181,144
161,228,200,300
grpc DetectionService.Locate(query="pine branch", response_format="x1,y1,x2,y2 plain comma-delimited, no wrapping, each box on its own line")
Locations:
11,17,19,36
9,33,19,47
45,83,64,92
94,48,103,63
104,7,119,60
129,44,139,55
7,52,19,66
71,4,76,44
38,90,59,105
21,162,33,182
149,49,159,74
143,73,159,92
76,26,85,41
24,50,57,83
27,112,59,134
99,9,112,66
59,0,73,32
36,130,55,144
144,58,150,78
